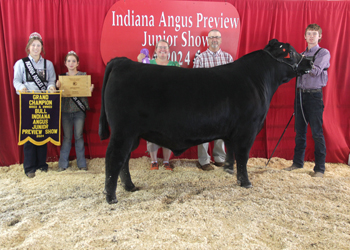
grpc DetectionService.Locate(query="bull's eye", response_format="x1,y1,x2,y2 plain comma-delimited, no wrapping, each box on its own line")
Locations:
280,45,283,48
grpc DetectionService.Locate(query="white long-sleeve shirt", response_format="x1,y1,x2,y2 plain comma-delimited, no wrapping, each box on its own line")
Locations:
13,55,56,93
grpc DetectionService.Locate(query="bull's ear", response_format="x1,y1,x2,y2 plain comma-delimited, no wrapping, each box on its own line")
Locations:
264,39,279,50
268,39,279,46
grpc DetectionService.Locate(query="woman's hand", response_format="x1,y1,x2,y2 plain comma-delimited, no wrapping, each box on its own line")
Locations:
137,53,146,62
20,86,27,92
90,84,94,92
48,86,56,93
56,80,61,88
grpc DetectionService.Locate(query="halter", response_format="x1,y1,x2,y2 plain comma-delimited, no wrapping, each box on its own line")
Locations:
263,49,304,74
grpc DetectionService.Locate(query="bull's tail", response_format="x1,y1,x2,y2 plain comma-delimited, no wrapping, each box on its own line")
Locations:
99,61,112,140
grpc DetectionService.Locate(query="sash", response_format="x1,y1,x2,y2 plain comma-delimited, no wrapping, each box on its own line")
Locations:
71,97,86,113
22,57,47,90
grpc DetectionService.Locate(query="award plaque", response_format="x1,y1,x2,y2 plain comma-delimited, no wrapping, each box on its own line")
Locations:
59,75,91,97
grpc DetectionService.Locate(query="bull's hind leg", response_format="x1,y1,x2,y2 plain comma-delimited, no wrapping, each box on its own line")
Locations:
119,154,139,192
105,136,134,204
223,139,236,174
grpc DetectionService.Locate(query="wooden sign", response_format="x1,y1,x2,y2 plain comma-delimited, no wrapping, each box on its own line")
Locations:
59,75,91,97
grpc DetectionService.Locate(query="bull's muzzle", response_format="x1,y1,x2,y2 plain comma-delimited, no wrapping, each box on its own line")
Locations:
303,57,314,74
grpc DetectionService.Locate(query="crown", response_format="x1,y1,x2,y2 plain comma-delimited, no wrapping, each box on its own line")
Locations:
29,32,42,40
67,51,77,55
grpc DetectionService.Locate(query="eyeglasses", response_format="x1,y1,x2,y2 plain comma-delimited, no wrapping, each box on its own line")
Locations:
208,36,221,39
157,46,169,50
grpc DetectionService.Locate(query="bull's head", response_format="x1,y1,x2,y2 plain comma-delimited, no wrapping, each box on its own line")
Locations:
264,39,313,76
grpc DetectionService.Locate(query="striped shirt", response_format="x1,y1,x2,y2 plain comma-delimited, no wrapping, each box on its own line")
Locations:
193,48,233,68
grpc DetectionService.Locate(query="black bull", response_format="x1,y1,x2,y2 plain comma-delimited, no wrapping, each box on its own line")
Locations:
99,39,313,204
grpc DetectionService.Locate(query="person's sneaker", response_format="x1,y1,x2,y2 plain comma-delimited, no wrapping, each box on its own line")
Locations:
164,163,173,171
283,164,300,171
150,162,159,170
312,172,324,178
26,172,35,178
57,168,66,172
79,167,88,171
201,164,214,171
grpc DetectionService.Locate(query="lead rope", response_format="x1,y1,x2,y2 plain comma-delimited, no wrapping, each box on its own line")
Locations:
297,52,309,126
299,90,308,125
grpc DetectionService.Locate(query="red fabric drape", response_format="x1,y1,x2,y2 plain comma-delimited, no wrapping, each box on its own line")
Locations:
1,0,349,166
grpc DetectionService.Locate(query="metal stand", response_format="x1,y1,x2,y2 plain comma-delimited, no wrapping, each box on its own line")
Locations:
266,113,294,166
265,72,300,167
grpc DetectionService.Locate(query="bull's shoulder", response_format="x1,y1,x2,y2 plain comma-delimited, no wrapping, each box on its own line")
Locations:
229,50,265,67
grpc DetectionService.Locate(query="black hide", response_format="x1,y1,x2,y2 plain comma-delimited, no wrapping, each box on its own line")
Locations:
99,39,313,204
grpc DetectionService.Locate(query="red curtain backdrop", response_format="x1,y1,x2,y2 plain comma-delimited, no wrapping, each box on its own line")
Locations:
1,0,349,166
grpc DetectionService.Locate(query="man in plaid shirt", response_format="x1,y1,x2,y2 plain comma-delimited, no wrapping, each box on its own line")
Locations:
193,29,234,171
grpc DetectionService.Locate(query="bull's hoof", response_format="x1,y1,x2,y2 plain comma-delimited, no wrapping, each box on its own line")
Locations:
106,195,118,204
224,167,234,175
107,198,118,204
241,182,253,188
125,186,140,192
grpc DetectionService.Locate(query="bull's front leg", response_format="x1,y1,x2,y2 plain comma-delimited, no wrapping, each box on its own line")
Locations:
236,161,252,188
235,147,252,188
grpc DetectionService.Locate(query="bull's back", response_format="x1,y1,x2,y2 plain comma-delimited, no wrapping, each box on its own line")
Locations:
103,53,270,136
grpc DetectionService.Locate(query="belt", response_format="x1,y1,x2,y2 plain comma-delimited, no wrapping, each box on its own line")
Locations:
297,88,322,93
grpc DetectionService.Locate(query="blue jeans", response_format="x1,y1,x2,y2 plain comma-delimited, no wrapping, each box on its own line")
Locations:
23,142,48,174
59,111,86,169
293,91,326,173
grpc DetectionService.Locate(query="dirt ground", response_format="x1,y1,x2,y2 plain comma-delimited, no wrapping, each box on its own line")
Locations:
1,156,350,249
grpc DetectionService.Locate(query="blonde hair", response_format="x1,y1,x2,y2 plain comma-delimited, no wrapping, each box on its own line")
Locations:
155,39,170,49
